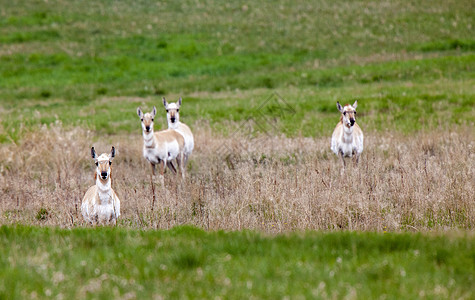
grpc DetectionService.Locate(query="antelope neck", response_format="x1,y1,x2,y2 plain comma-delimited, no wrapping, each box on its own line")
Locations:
343,123,354,133
96,177,112,204
143,130,156,148
168,120,179,129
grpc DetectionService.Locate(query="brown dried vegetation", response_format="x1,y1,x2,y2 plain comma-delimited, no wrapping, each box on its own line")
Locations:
0,123,474,232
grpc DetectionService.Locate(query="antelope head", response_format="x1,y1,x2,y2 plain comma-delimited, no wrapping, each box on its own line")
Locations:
162,97,181,125
91,146,115,181
337,101,358,127
137,106,157,134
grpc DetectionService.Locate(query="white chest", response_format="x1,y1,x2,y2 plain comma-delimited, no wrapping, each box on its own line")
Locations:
339,127,363,157
82,181,120,224
340,129,355,155
94,198,117,221
142,132,165,163
143,147,161,163
339,141,355,157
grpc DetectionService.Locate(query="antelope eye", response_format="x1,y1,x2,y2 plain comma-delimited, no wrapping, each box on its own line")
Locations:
151,118,154,122
343,112,346,115
95,162,98,166
177,109,179,112
354,111,357,114
166,110,169,113
109,161,112,165
141,118,143,122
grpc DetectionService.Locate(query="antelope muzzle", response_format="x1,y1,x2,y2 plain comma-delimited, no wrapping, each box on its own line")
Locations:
170,111,177,123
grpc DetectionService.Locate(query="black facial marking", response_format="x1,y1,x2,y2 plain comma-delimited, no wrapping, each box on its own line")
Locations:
95,162,98,166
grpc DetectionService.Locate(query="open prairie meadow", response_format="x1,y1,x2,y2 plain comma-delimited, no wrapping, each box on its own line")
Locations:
0,0,474,298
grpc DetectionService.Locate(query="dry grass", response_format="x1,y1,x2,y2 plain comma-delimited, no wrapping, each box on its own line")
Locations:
0,122,474,232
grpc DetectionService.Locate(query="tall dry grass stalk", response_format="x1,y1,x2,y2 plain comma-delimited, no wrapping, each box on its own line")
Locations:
0,122,474,232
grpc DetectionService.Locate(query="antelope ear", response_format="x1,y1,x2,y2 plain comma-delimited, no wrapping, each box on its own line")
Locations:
110,146,116,159
152,106,157,118
178,97,182,107
352,100,358,109
137,107,143,119
336,101,343,112
91,147,97,159
162,97,168,108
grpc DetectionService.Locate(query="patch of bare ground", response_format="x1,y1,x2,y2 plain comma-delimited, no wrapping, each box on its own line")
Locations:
0,123,474,232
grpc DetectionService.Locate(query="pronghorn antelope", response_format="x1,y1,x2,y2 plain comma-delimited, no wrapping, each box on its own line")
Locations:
137,106,185,185
162,97,194,167
81,146,121,225
331,101,364,168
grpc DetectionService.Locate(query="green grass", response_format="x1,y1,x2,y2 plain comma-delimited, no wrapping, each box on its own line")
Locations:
1,2,474,297
1,225,473,299
1,74,473,143
0,0,474,142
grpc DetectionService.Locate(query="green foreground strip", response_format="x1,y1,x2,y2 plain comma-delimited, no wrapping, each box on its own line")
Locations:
1,226,473,299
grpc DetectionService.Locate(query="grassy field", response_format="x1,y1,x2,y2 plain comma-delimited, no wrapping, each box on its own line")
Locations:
1,0,474,298
1,124,474,232
0,0,474,141
1,225,474,299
